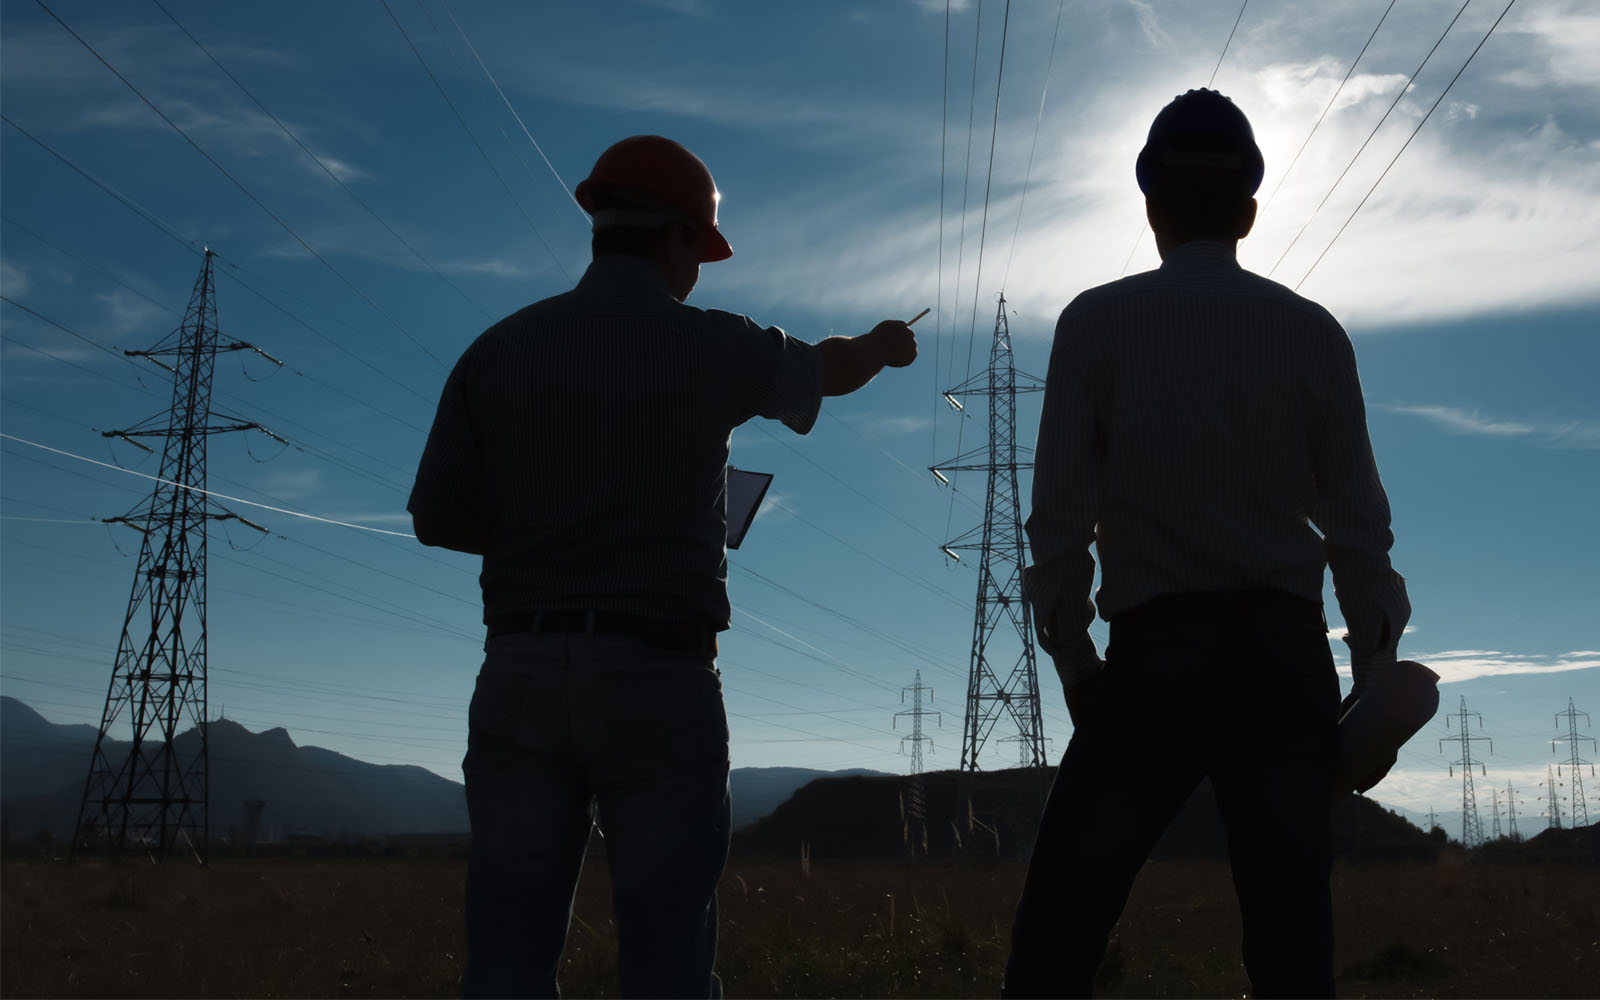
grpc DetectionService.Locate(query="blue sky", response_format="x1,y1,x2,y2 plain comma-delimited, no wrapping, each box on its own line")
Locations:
2,0,1596,834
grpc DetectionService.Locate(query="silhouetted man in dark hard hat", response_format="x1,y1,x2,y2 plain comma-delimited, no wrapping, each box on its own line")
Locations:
409,135,917,998
1003,90,1410,997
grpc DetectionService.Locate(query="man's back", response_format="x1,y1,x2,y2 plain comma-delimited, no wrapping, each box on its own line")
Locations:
420,255,819,628
1052,240,1368,619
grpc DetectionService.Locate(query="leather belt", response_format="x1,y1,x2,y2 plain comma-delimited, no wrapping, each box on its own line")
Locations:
486,609,718,653
1111,588,1327,635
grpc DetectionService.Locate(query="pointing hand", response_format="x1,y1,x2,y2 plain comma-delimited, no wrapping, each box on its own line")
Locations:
868,320,918,368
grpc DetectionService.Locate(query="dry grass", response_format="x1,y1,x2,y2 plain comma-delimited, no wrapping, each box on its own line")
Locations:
2,854,1596,997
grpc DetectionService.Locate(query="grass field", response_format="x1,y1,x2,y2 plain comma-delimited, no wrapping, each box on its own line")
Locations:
3,853,1597,997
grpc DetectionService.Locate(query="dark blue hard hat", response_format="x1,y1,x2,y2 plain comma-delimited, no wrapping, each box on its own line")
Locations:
1136,89,1264,197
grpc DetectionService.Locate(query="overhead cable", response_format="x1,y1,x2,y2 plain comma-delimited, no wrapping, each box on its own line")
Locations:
149,0,495,322
380,0,575,284
1208,0,1250,88
1258,0,1397,215
1295,0,1517,290
440,2,589,224
0,432,418,538
1000,0,1068,293
34,0,451,374
1267,0,1474,279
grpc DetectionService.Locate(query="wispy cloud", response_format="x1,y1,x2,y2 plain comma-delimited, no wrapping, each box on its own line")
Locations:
1401,649,1600,684
706,3,1600,333
1383,404,1600,449
0,260,30,298
862,415,934,437
252,467,323,502
96,287,172,339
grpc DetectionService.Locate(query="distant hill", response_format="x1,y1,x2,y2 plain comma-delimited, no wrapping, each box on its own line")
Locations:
732,766,1447,863
1,697,470,841
0,697,885,841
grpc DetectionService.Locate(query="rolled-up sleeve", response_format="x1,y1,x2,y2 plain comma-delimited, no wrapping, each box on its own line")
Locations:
1310,329,1410,664
1023,300,1103,682
716,311,823,435
408,359,489,552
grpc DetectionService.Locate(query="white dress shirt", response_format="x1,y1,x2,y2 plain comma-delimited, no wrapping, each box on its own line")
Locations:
1024,241,1409,686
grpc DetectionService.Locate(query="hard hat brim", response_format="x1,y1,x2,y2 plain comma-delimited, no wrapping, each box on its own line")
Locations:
700,227,733,263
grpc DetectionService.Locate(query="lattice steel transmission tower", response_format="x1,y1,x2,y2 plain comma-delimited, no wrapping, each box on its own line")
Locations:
1551,697,1594,828
1542,764,1564,830
932,294,1046,771
895,671,941,776
1440,696,1492,848
895,671,941,854
1505,781,1522,841
73,250,273,862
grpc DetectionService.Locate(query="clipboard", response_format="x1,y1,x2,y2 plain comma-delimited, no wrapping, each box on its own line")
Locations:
726,466,773,550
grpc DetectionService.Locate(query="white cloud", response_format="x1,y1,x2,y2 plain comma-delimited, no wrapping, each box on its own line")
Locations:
96,287,172,340
862,415,934,437
1,259,30,297
1383,404,1600,449
253,467,323,502
706,5,1600,333
1502,3,1600,90
912,0,973,12
1405,649,1600,684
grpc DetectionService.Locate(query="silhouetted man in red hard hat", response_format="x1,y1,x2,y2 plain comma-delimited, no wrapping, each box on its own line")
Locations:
409,135,917,998
1004,90,1410,997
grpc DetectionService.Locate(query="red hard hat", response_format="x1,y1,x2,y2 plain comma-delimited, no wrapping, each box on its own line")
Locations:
574,135,733,263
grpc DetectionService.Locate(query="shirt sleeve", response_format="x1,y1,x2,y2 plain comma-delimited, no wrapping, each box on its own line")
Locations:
1022,299,1103,684
1309,324,1411,665
716,311,823,434
408,356,489,553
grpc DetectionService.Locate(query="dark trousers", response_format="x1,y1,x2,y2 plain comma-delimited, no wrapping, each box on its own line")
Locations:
461,631,731,999
1003,593,1340,998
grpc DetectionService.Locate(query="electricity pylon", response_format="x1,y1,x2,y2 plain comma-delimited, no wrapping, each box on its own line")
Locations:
73,249,277,862
1440,695,1492,848
1542,764,1564,830
931,294,1046,771
1551,698,1594,828
895,670,940,776
895,671,941,854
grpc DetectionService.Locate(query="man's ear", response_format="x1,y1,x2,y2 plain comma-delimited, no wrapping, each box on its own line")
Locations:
1236,198,1258,240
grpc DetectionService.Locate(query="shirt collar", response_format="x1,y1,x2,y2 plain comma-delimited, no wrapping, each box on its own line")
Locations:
578,254,676,301
1158,240,1242,273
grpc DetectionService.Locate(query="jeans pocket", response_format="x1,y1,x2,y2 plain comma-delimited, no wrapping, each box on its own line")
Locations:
600,662,728,770
464,668,532,774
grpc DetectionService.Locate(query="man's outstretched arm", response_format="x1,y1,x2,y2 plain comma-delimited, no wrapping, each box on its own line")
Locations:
815,320,918,396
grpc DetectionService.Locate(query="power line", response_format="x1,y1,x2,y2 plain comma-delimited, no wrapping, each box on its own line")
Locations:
1293,0,1517,291
1267,0,1474,279
999,0,1068,293
933,0,952,466
35,0,451,373
148,0,496,322
380,0,574,283
440,1,588,224
1,114,200,256
0,432,417,538
0,125,437,408
963,0,1011,351
1258,0,1397,215
1208,1,1249,88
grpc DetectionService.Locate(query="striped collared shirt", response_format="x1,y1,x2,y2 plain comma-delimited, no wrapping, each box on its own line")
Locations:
409,255,822,629
1024,240,1409,683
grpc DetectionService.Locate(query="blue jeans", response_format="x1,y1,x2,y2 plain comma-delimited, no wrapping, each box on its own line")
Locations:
1003,596,1340,998
461,631,731,999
